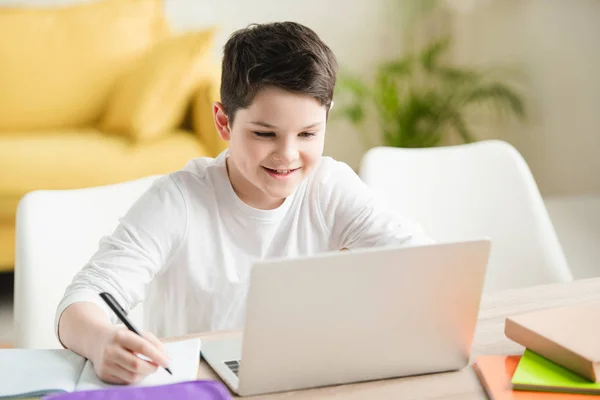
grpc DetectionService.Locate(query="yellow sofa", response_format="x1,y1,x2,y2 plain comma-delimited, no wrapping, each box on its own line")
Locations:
0,0,227,271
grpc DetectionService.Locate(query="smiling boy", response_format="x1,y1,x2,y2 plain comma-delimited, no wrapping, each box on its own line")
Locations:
56,22,432,384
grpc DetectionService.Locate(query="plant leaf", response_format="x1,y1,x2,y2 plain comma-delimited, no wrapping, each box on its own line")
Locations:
335,73,370,98
389,91,445,148
420,36,451,72
373,73,400,126
436,66,482,84
464,82,526,120
341,103,366,125
450,114,476,143
379,58,414,78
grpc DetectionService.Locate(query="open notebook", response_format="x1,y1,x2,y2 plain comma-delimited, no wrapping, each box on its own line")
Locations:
0,338,201,399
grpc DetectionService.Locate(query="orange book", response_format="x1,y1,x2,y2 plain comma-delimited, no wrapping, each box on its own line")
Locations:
505,302,600,382
473,355,600,400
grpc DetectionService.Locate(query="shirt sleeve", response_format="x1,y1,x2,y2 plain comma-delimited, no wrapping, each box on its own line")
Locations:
54,174,188,339
317,159,434,250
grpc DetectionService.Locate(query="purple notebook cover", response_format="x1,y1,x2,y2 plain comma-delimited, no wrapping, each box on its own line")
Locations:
42,380,232,400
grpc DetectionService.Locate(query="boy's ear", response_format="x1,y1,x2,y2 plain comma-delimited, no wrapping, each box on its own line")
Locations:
213,102,231,141
329,100,335,111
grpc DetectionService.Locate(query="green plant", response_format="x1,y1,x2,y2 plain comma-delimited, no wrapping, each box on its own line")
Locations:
334,37,526,149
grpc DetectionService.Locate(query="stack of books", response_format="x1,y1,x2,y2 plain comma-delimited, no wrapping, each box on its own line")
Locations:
474,302,600,399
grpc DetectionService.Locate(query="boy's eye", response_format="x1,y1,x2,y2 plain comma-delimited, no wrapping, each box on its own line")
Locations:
252,131,316,138
253,131,275,138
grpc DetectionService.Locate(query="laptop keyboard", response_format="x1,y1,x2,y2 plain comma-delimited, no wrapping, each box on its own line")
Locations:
224,360,240,376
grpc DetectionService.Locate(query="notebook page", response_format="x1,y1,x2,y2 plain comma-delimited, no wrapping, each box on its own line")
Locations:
74,338,201,391
0,349,86,399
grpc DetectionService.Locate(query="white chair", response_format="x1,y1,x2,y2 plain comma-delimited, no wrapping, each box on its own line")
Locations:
13,175,161,349
359,140,573,292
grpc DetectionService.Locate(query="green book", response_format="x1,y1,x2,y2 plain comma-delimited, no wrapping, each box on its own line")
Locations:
512,349,600,395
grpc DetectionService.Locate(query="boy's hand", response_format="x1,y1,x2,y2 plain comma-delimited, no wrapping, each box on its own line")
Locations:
91,326,172,384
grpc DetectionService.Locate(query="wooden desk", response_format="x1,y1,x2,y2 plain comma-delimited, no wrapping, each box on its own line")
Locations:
170,277,600,399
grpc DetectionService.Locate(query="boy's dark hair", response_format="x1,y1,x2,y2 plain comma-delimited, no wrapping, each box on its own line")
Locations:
220,22,338,124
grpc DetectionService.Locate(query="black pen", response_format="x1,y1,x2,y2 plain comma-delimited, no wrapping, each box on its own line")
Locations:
99,292,172,375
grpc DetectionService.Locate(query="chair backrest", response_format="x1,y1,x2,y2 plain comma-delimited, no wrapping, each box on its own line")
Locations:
359,140,573,292
13,175,161,349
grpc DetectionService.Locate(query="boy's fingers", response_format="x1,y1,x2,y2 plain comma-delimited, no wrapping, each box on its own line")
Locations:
111,366,140,385
115,347,159,375
108,373,129,385
143,332,166,353
118,331,170,369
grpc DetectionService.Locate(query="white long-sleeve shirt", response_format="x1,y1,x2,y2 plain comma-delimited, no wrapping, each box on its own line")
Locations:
55,150,432,339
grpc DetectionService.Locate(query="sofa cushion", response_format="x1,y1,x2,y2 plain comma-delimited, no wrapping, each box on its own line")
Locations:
192,67,230,156
0,221,15,271
101,28,217,141
0,0,168,131
0,129,208,220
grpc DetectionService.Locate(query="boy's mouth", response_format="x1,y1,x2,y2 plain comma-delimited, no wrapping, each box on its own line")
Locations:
262,166,300,178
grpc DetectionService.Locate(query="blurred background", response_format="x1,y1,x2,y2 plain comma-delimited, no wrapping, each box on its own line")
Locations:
0,0,599,347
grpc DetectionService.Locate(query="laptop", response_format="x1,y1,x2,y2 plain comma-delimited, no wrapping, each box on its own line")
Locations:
201,239,491,396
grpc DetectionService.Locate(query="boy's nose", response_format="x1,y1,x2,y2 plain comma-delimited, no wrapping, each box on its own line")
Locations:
274,143,299,164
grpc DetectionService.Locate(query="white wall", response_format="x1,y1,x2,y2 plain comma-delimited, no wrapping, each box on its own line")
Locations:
451,0,600,196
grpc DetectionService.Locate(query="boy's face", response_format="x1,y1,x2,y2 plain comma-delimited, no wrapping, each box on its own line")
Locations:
214,86,327,210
